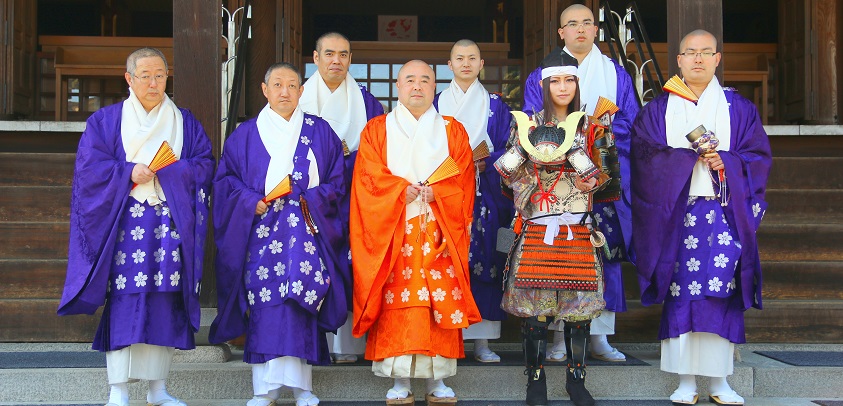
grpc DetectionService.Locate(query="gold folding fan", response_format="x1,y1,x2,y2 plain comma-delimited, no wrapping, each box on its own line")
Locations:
423,156,460,185
663,75,699,103
149,141,178,172
263,175,292,203
132,141,177,189
593,96,619,119
472,142,491,161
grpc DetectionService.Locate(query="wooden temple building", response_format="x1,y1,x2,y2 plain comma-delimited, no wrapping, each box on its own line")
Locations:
0,0,841,344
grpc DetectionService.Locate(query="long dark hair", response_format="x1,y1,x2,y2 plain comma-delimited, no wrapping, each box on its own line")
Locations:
540,75,581,123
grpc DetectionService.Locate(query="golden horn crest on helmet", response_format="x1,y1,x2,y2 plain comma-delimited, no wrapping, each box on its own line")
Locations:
511,110,583,163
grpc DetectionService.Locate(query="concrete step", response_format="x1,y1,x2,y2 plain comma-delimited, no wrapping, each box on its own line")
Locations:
0,344,841,404
0,153,75,186
757,223,843,261
0,186,71,222
0,222,69,260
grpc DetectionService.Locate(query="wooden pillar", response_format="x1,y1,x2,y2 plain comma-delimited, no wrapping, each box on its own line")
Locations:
813,0,840,124
245,0,278,118
174,0,221,306
666,0,723,81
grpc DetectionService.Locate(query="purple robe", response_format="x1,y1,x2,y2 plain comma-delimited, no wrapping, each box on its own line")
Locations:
58,102,214,351
337,85,384,309
523,49,639,312
209,114,347,365
433,92,514,321
631,90,772,343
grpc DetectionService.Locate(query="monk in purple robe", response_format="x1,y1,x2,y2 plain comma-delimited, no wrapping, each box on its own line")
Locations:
433,39,514,363
299,32,384,364
523,4,639,364
58,47,214,406
210,62,346,406
631,30,771,406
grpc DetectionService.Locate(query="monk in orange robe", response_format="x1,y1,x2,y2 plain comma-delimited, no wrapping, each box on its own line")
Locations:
350,60,480,405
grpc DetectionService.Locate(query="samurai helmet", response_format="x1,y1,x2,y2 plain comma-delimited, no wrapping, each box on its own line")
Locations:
511,110,585,165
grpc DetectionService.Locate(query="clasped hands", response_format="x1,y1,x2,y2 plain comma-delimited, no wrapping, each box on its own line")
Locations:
406,184,435,203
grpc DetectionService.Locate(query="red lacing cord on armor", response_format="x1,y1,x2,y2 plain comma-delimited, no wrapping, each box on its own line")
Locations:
529,163,564,212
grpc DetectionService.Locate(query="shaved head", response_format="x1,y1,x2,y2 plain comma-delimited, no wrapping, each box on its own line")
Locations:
397,59,435,80
680,29,718,52
450,39,480,58
315,31,351,53
560,4,594,26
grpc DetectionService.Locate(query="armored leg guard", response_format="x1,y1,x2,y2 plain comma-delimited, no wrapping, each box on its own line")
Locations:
522,316,552,406
565,320,595,406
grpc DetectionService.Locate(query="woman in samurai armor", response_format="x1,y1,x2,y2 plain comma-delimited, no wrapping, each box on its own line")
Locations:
494,52,609,406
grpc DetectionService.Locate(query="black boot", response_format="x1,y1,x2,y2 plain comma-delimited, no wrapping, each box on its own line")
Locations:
564,320,596,406
522,316,551,406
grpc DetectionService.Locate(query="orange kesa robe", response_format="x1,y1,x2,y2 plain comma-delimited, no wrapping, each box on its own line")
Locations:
350,114,480,361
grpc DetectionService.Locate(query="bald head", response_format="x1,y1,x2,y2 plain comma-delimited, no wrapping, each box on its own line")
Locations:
397,59,435,81
557,4,598,61
680,29,718,53
396,60,436,118
560,4,594,25
315,32,351,53
450,39,480,58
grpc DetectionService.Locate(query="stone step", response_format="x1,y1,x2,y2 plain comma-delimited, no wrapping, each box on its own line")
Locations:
0,344,841,404
0,186,70,222
756,223,843,261
0,153,75,186
767,157,843,189
0,222,69,260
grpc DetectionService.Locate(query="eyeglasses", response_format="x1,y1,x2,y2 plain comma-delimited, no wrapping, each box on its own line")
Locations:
133,74,168,84
679,52,718,59
563,21,594,30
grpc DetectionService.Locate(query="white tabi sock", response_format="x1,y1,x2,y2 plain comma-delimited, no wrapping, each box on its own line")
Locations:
387,378,412,399
147,379,183,405
677,374,697,394
590,334,613,354
108,383,128,406
425,378,455,397
292,387,319,405
709,376,732,394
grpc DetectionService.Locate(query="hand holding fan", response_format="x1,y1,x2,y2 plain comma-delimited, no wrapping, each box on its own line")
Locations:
132,141,177,189
263,175,292,204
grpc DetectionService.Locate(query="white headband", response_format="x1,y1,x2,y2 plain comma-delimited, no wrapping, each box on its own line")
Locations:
540,66,578,80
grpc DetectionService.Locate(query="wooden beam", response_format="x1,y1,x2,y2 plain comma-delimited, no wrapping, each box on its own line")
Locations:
666,0,723,80
174,0,222,307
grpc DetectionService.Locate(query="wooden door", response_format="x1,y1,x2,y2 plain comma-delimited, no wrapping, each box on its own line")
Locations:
0,0,36,118
277,0,303,69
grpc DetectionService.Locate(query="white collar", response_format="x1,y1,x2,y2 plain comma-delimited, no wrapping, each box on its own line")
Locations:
121,88,184,205
299,72,368,152
437,78,493,151
564,44,617,114
666,76,731,196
